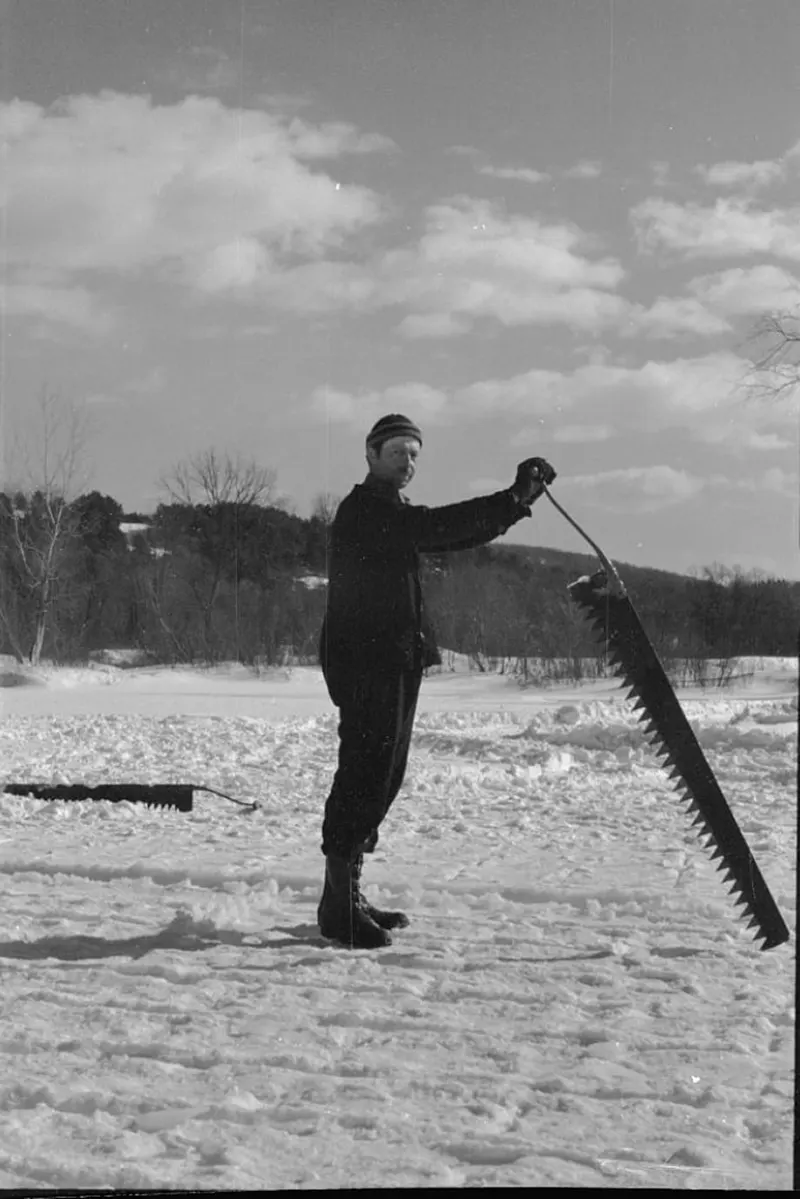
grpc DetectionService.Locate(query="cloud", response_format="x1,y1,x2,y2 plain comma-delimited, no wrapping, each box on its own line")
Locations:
650,161,671,188
631,196,800,260
761,466,798,497
568,465,706,511
311,383,449,428
550,424,614,443
253,259,378,312
193,238,273,291
159,46,245,94
2,92,386,291
3,95,631,341
694,158,786,190
450,351,793,451
126,367,166,397
564,160,602,180
396,312,471,338
381,198,628,336
284,119,396,158
2,281,115,335
730,465,798,497
618,265,800,339
264,197,629,336
687,264,800,316
625,296,731,339
311,345,795,461
478,165,550,184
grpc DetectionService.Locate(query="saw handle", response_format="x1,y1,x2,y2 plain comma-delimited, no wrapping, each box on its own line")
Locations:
540,483,626,594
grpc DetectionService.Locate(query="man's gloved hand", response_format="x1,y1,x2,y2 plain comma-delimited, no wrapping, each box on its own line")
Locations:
511,456,557,504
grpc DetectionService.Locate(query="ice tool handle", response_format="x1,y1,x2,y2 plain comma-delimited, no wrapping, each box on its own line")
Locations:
539,481,626,595
538,481,790,951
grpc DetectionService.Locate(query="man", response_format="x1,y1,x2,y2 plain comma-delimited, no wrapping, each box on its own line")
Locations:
317,413,556,949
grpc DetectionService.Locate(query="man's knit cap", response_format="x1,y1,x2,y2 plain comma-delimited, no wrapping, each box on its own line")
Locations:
366,414,423,450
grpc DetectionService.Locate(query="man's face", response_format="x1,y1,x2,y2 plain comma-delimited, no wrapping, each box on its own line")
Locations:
367,435,421,490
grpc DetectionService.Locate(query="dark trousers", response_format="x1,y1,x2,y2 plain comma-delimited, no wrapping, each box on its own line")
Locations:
321,669,423,860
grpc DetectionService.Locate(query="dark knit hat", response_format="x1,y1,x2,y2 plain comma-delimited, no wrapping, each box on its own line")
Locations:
365,413,423,450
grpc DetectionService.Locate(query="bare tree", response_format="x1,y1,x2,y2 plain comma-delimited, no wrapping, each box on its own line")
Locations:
160,448,278,508
0,387,91,663
156,448,281,660
311,492,340,525
747,310,800,401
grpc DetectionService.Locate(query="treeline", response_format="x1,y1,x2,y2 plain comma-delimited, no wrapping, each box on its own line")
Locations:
1,486,798,671
0,488,330,665
421,544,799,681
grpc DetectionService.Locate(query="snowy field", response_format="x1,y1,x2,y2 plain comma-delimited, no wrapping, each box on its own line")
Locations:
0,655,796,1190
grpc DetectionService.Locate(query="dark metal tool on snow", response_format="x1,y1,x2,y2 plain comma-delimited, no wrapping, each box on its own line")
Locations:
2,783,259,813
540,483,790,952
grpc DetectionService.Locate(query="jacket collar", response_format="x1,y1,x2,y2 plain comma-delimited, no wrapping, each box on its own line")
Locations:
361,473,406,505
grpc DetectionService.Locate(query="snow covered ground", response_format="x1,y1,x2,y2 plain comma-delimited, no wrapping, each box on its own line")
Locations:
0,656,795,1190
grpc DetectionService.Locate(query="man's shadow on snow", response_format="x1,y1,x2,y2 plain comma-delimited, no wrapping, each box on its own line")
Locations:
0,920,625,965
0,921,322,963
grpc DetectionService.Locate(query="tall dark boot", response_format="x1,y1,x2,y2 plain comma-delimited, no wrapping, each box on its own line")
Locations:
353,853,410,931
317,854,391,949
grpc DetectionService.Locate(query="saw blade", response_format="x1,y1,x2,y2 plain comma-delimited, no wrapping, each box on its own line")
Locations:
568,569,789,951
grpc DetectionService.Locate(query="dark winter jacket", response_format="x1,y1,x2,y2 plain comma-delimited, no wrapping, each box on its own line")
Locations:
319,474,532,698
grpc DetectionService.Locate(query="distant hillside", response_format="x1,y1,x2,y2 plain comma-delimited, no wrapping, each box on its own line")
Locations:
496,542,694,590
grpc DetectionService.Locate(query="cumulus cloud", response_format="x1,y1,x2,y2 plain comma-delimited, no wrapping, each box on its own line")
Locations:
761,466,798,497
450,351,793,451
396,312,472,338
381,198,628,336
687,264,800,316
4,95,633,342
2,281,115,335
631,196,800,260
159,46,245,94
694,158,786,190
257,260,378,312
2,92,386,294
568,465,706,511
564,160,602,180
273,198,630,335
478,165,550,184
650,161,671,188
618,265,800,338
550,424,614,443
311,382,449,428
625,296,731,339
730,466,798,497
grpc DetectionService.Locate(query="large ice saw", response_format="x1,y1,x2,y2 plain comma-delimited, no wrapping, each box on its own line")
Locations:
542,486,789,951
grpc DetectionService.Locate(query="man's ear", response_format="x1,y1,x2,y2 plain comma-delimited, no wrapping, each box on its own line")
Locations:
366,444,379,466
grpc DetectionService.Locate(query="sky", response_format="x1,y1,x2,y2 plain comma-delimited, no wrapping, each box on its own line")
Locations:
2,0,799,579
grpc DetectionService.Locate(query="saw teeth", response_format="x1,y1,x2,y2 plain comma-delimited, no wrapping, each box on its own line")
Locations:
569,567,789,951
